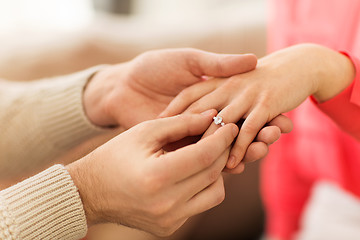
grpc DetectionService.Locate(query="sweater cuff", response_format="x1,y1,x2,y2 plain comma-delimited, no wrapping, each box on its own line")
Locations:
0,165,87,240
38,66,108,150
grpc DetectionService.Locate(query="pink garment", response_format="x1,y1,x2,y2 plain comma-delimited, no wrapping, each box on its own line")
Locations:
262,0,360,239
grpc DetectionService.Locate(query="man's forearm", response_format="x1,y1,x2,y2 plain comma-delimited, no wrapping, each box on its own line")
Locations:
0,165,87,240
0,67,106,178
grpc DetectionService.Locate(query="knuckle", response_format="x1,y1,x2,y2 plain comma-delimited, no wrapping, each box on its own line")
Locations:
199,150,214,167
264,126,281,143
183,48,201,61
135,121,153,135
149,204,168,218
208,169,221,183
225,76,241,88
258,96,272,112
186,50,203,74
214,58,225,75
175,114,193,133
175,113,190,122
187,103,202,113
141,173,164,195
232,144,246,160
242,121,259,135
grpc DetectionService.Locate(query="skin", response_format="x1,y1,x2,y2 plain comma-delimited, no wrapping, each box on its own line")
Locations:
1,49,290,238
83,48,293,165
83,48,257,128
67,48,293,236
66,111,239,237
160,43,355,173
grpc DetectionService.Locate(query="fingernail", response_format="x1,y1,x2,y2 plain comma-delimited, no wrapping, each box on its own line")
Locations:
201,109,214,116
232,126,238,137
201,76,210,81
227,155,236,169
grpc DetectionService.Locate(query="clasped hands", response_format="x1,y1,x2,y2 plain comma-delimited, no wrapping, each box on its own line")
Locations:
84,48,293,169
71,45,355,236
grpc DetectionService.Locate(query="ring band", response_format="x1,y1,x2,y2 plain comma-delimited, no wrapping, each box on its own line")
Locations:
213,115,225,126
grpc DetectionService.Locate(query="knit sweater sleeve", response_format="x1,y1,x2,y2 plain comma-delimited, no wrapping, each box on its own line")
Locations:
0,66,106,177
0,164,87,240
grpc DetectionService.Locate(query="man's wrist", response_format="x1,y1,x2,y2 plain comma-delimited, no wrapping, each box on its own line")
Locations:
83,65,119,128
1,165,88,239
66,159,99,227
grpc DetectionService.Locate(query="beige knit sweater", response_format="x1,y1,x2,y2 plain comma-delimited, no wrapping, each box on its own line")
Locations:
0,67,106,239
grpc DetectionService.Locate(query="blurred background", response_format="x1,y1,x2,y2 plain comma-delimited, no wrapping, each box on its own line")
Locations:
0,0,268,239
0,0,267,80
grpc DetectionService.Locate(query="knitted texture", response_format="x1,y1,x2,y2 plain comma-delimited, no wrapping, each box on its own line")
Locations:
0,66,105,177
0,195,18,239
0,165,87,240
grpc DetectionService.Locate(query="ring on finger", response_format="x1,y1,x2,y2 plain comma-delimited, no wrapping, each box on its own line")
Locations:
213,115,225,126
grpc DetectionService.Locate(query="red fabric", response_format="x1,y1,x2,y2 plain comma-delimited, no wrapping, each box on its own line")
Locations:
310,53,360,139
262,1,360,239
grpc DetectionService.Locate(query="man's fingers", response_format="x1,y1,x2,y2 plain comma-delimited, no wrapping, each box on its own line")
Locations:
184,175,225,217
177,148,229,201
223,163,245,174
191,50,257,77
268,114,293,133
141,110,217,149
163,136,200,152
241,141,269,163
205,124,280,168
237,125,281,164
159,123,238,182
256,126,281,145
201,123,219,139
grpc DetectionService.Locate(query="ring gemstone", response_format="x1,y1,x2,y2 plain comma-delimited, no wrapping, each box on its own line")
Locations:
213,116,225,126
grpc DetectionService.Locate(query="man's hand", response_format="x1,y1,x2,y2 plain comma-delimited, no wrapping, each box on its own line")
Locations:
67,111,238,236
83,48,257,129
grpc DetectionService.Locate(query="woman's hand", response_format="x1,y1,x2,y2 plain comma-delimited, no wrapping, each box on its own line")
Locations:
82,48,289,166
160,44,355,173
83,48,257,129
67,110,239,236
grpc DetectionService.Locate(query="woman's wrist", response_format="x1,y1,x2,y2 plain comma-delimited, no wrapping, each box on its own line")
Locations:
310,45,356,103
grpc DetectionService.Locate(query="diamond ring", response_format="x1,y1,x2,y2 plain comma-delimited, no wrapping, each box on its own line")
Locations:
213,115,225,126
